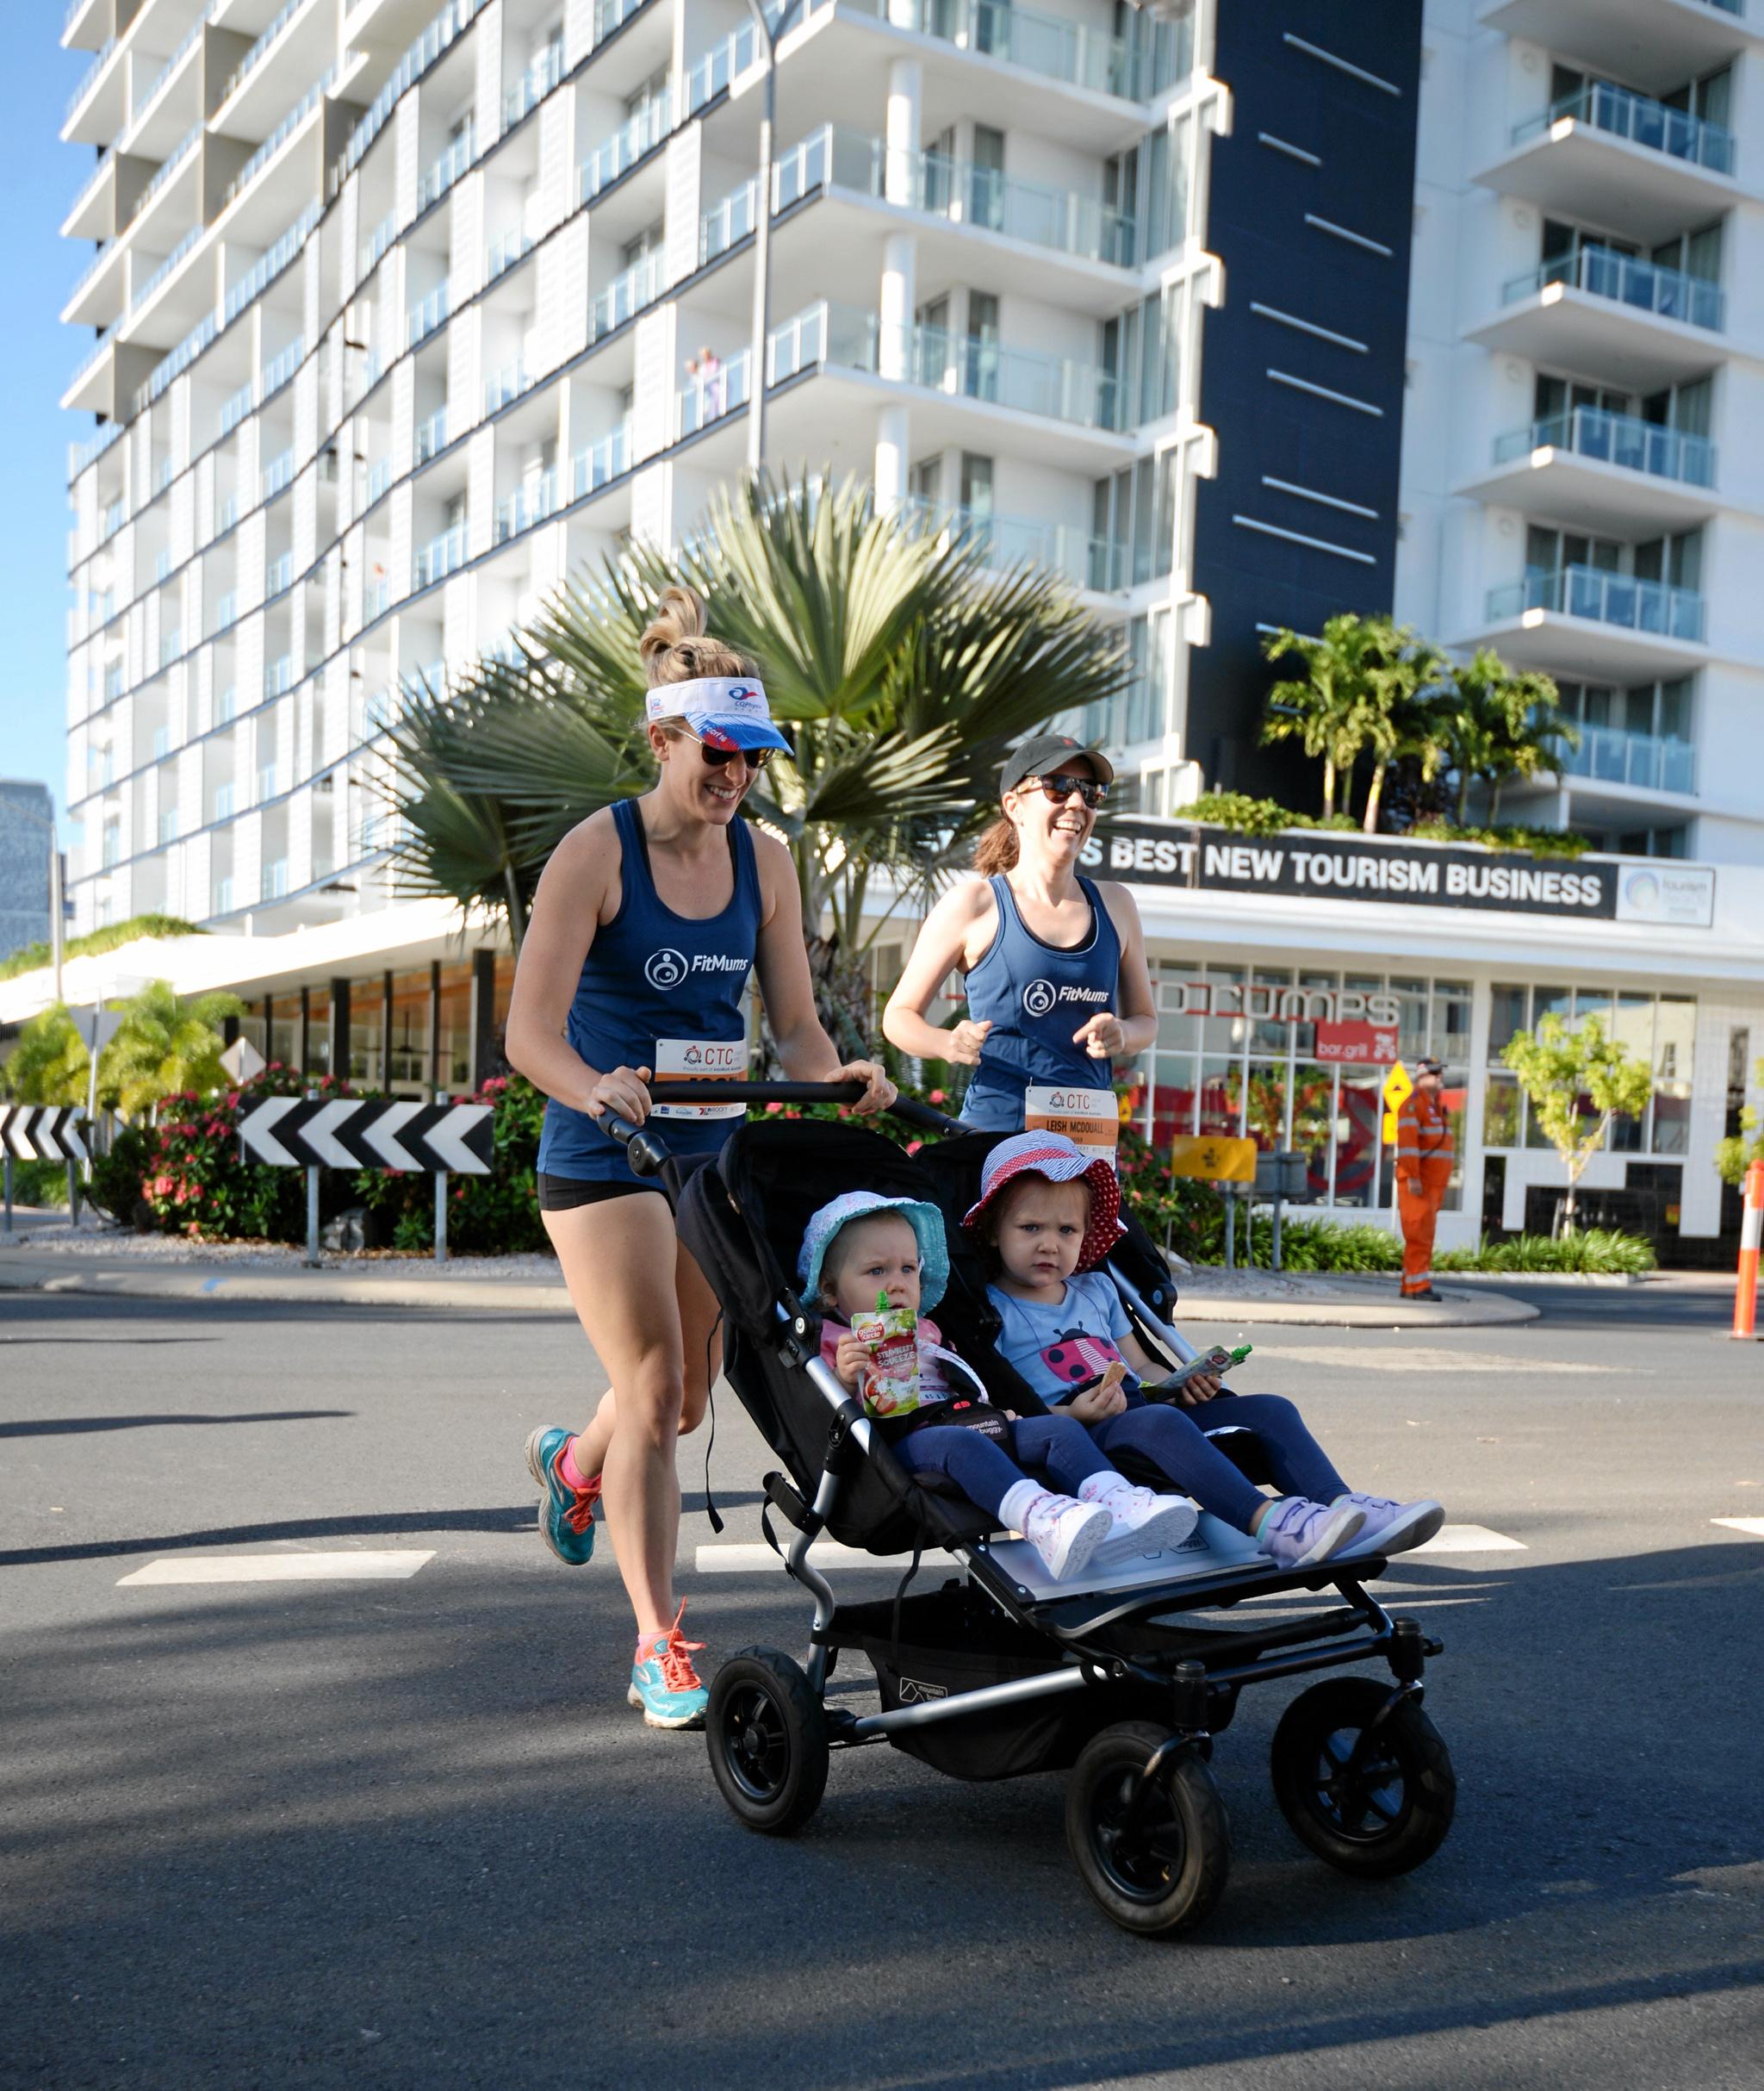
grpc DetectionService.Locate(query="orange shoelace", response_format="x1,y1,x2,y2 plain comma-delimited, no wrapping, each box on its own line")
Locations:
563,1472,602,1535
646,1601,705,1693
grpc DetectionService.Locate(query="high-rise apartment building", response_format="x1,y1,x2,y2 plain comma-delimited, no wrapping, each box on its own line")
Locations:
46,0,1764,1253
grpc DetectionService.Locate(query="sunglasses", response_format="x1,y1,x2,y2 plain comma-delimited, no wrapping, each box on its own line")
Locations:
682,731,774,770
1020,772,1108,809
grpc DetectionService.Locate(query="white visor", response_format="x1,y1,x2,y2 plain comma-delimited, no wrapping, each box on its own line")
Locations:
646,675,792,756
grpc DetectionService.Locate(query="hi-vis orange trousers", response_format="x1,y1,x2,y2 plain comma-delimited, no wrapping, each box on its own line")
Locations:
1398,1168,1450,1294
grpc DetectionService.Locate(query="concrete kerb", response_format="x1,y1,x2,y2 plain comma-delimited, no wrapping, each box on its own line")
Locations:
0,1254,1540,1325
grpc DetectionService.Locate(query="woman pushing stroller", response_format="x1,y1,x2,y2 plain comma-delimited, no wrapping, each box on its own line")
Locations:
966,1133,1446,1568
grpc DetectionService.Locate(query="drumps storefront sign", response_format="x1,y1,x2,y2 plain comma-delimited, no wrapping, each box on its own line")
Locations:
1082,823,1717,928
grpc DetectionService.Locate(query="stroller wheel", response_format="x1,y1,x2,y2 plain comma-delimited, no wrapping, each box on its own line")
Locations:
706,1647,829,1836
1065,1721,1231,1938
1270,1677,1457,1879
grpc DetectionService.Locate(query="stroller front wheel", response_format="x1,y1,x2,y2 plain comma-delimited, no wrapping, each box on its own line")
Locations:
1065,1721,1232,1938
1270,1677,1457,1878
707,1647,829,1836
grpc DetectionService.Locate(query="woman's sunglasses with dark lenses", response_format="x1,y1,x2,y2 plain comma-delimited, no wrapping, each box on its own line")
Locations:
1022,771,1108,809
686,732,774,770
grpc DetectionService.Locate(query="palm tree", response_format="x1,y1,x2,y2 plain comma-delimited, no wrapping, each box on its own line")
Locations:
102,980,245,1114
1438,650,1578,823
1358,629,1448,835
1259,613,1420,824
382,474,1132,990
3,1004,90,1105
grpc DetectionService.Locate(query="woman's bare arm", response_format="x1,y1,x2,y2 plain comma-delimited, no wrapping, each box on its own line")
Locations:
503,814,651,1123
882,878,995,1064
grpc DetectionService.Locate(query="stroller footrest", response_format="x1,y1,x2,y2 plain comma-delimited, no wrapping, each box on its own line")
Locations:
763,1470,818,1537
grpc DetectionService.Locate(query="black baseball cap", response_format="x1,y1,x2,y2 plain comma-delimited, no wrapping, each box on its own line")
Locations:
1415,1056,1445,1077
999,734,1115,796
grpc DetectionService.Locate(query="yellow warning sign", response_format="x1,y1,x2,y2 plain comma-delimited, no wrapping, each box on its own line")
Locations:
1382,1111,1399,1145
1168,1135,1258,1184
1382,1061,1413,1113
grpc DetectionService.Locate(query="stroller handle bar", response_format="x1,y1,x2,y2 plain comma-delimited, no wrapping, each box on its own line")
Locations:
599,1080,966,1175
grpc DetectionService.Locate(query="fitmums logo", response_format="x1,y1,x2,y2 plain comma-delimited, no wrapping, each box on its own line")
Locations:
1022,980,1057,1017
645,949,688,991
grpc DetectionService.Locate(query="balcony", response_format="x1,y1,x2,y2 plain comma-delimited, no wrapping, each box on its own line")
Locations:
262,451,297,502
415,405,450,463
494,469,561,541
265,656,295,697
575,421,632,495
418,125,475,213
408,282,450,346
266,552,294,595
1459,406,1718,531
581,89,674,203
1466,246,1726,391
901,498,1129,591
588,252,663,342
1475,562,1709,678
503,41,562,128
262,338,303,397
486,228,534,280
1559,723,1697,797
1476,81,1738,242
910,324,1127,433
484,358,535,414
414,523,468,588
680,352,753,437
1477,0,1759,97
902,0,1155,103
365,457,393,505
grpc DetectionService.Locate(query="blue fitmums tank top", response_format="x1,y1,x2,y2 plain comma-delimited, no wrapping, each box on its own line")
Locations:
959,873,1122,1131
537,796,763,1183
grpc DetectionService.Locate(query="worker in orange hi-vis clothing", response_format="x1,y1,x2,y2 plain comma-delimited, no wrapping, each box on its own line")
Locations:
1396,1057,1454,1302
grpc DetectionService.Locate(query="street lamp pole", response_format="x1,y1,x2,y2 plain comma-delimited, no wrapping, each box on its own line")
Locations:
741,0,800,474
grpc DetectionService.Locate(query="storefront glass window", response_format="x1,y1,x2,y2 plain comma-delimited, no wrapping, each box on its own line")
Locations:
1483,1074,1521,1149
1151,1054,1196,1146
1652,996,1696,1152
388,970,432,1092
1295,970,1337,1059
1290,1063,1334,1192
306,987,332,1079
1432,981,1472,1065
1531,985,1573,1029
1334,1071,1382,1207
349,977,385,1087
269,994,301,1074
437,961,473,1090
1153,974,1200,1052
1391,977,1429,1063
1233,1063,1288,1153
1202,967,1246,1055
1250,968,1291,1055
1488,984,1528,1063
1197,1057,1239,1137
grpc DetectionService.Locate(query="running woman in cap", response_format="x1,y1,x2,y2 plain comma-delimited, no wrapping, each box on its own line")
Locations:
506,587,893,1729
883,734,1156,1151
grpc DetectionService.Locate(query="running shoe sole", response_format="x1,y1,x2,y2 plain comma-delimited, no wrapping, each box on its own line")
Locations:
626,1683,707,1730
1046,1503,1114,1584
525,1427,593,1567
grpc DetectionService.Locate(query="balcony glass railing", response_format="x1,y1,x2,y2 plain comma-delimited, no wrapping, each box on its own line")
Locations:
1487,563,1707,644
680,352,752,435
581,88,674,201
364,577,390,620
1505,246,1725,332
574,420,632,495
266,553,293,594
414,523,468,588
65,35,115,121
263,856,289,898
217,0,312,108
363,210,396,277
213,589,236,631
262,338,302,395
265,655,295,696
486,227,533,279
225,203,321,325
418,124,475,211
130,226,202,313
1493,406,1716,488
904,0,1149,103
1512,80,1736,177
127,121,202,227
133,8,212,124
261,450,296,501
220,382,253,435
366,457,392,504
159,808,179,846
216,494,239,535
699,177,757,263
910,324,1126,432
485,358,533,414
503,40,562,127
495,469,560,540
220,66,337,213
65,322,117,394
416,405,450,462
588,252,663,339
408,282,450,345
339,0,484,184
901,499,1127,589
770,300,881,382
135,312,219,415
1560,723,1696,795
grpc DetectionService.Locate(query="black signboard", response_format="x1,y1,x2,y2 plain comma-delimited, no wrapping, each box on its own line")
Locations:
1080,822,1618,918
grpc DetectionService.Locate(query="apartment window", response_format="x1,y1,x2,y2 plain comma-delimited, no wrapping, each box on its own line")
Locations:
1525,525,1619,576
1641,374,1712,436
1633,527,1703,593
1664,64,1732,128
910,456,942,504
1486,983,1696,1153
960,452,993,518
1652,221,1723,282
1092,455,1176,586
1535,373,1628,422
1100,287,1180,425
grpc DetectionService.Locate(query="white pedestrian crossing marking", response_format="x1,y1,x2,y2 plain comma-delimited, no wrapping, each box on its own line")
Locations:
696,1541,913,1574
1407,1524,1526,1554
1711,1517,1764,1538
117,1551,435,1585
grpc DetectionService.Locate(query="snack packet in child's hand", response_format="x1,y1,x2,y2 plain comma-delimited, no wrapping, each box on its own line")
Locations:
851,1288,921,1417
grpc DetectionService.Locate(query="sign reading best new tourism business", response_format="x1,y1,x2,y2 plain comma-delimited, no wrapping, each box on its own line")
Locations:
1081,823,1716,926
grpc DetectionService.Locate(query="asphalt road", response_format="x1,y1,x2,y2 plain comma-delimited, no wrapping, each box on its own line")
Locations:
3,1281,1761,2091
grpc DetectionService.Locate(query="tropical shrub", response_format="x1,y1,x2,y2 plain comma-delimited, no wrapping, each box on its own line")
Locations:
353,1073,550,1253
141,1066,351,1240
87,1121,160,1225
0,913,204,985
1437,1229,1655,1275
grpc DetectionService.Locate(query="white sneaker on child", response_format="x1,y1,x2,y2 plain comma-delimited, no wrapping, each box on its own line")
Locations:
1332,1492,1444,1556
1083,1479,1198,1565
1016,1491,1114,1583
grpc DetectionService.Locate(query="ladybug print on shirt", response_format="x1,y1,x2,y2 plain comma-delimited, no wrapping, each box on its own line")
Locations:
1039,1329,1127,1389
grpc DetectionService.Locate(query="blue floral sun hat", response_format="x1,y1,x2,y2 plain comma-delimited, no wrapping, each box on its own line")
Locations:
798,1191,950,1315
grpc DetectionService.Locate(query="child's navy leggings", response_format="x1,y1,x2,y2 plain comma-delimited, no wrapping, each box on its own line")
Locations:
1089,1393,1348,1532
893,1412,1114,1518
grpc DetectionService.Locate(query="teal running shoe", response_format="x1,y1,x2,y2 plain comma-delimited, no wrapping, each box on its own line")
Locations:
525,1426,599,1567
628,1602,709,1729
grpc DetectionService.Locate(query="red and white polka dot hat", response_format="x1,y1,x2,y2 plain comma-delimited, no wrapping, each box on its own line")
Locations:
960,1131,1125,1273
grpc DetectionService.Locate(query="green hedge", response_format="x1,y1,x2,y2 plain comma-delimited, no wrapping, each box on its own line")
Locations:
0,913,204,984
1183,793,1590,857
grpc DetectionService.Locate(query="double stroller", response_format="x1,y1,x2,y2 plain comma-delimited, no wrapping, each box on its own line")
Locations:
617,1081,1457,1937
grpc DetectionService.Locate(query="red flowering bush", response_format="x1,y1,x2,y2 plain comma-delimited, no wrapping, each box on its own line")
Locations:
140,1064,357,1241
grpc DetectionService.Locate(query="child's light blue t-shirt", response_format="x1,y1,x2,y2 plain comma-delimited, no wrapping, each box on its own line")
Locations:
986,1273,1142,1403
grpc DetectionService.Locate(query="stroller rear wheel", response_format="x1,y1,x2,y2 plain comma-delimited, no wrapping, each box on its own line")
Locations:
1065,1721,1232,1937
707,1647,829,1836
1270,1677,1456,1878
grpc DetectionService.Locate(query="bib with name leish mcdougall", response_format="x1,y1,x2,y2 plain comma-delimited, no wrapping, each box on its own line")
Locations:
959,873,1123,1141
536,796,762,1182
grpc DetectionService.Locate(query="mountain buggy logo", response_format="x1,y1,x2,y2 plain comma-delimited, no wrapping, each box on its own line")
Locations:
645,949,688,991
1022,978,1109,1017
895,1676,947,1704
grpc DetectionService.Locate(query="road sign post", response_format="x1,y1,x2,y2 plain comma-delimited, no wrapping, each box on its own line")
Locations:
305,1089,320,1267
1382,1062,1413,1235
0,1110,90,1231
3,1151,11,1237
433,1092,449,1263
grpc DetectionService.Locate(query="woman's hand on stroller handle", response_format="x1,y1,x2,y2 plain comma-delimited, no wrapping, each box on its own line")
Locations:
584,1062,653,1123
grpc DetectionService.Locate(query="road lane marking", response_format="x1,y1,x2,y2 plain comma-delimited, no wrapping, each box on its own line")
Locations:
117,1551,435,1585
1407,1524,1526,1554
1258,1344,1632,1375
696,1542,911,1574
1711,1517,1764,1538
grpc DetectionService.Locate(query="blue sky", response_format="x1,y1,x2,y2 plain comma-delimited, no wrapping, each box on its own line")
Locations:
1,27,96,833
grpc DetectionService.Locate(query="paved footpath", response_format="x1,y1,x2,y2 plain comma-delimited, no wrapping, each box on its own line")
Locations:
2,1279,1760,2090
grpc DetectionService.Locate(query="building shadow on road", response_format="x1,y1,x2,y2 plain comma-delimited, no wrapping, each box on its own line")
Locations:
3,1538,1761,2088
0,1410,353,1440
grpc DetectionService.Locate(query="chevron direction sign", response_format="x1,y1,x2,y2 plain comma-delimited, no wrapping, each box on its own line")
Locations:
0,1106,89,1162
238,1098,494,1173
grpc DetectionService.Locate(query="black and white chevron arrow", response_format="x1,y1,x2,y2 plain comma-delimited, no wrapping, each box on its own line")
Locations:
0,1105,89,1163
238,1098,494,1173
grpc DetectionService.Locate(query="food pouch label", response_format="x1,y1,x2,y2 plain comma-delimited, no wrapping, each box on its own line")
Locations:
1024,1084,1118,1162
851,1304,922,1418
649,1037,748,1119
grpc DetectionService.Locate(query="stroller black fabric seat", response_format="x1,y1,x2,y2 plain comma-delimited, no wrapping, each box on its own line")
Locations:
676,1120,1054,1557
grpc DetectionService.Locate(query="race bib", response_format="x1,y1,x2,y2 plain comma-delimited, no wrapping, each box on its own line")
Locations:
650,1037,748,1119
1024,1084,1118,1163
